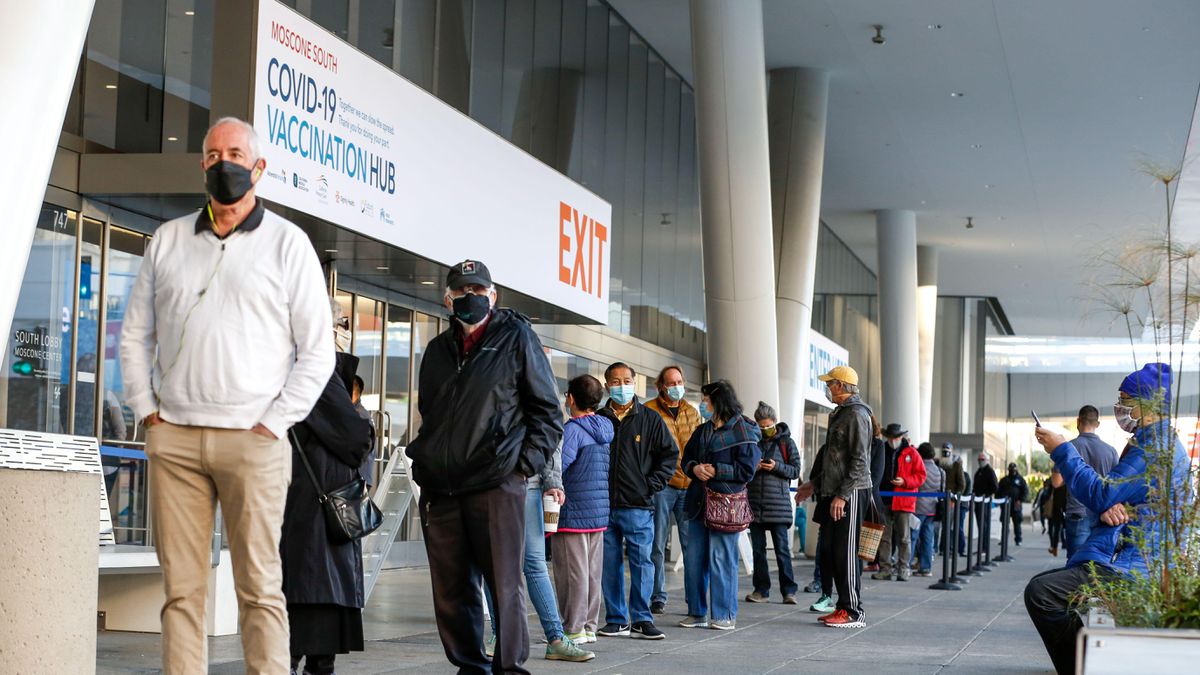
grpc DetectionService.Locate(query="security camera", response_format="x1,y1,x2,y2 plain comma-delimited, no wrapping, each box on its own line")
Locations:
872,25,886,45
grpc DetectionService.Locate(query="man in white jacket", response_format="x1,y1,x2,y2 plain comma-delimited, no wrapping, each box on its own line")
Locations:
120,117,333,674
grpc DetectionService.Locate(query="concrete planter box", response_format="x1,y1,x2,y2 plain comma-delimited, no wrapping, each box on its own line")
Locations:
1078,608,1200,673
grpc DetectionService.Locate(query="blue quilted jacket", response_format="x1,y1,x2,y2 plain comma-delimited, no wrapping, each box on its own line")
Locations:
1052,420,1192,577
559,414,614,532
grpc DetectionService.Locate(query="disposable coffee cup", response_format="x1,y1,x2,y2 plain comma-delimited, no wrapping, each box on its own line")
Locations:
543,494,561,533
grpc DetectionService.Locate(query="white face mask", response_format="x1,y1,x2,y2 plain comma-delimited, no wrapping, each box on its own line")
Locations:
1114,403,1139,433
334,325,351,352
888,438,902,449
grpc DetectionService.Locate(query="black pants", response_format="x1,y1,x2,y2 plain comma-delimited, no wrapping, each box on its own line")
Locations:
1048,518,1066,550
819,489,866,621
1024,565,1115,675
420,472,530,674
290,654,334,674
749,522,798,597
1010,505,1024,544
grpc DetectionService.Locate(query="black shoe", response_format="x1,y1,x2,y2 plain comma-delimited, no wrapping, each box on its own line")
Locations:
630,621,666,640
597,622,630,637
650,601,666,615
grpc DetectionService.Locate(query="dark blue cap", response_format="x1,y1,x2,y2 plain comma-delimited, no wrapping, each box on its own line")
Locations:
1120,363,1171,407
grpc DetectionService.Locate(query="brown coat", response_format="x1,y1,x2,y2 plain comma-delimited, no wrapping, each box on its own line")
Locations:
644,396,702,489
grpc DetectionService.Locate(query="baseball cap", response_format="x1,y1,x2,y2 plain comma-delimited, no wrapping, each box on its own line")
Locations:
446,259,493,290
818,365,859,386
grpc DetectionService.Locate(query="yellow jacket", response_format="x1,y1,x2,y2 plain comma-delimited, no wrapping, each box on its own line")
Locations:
644,396,702,489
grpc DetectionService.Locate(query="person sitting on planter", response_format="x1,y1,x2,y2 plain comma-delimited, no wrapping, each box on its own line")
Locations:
1025,363,1193,675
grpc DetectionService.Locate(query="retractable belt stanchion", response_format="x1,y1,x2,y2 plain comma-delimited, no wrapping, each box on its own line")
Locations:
982,498,998,568
960,496,982,576
972,497,992,573
929,492,962,591
948,494,968,584
997,497,1014,562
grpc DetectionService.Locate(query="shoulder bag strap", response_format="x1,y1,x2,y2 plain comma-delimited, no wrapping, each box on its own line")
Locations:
289,428,329,504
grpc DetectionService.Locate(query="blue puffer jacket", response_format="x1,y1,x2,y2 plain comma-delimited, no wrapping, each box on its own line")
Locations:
1052,419,1192,577
559,414,614,532
681,415,763,520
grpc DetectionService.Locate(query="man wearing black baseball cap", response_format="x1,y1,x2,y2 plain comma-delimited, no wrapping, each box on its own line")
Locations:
407,259,564,673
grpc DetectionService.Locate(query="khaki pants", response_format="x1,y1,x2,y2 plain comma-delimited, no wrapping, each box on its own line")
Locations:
147,422,292,674
552,531,604,635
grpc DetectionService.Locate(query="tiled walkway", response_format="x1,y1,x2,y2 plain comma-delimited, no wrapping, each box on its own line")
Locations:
97,529,1059,673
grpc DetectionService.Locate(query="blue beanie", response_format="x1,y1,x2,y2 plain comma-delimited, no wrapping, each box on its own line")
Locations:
1120,363,1172,407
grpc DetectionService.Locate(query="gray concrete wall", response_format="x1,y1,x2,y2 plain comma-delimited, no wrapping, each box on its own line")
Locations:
0,468,98,672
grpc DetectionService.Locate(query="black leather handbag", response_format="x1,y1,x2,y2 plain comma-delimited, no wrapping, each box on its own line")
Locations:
290,429,383,544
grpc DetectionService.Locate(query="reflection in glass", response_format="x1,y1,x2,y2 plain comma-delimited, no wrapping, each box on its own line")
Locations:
103,227,147,442
384,305,412,450
73,220,104,438
353,296,383,409
409,312,440,438
1,206,77,434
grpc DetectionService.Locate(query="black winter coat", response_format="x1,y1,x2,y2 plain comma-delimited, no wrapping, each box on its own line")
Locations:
973,464,999,497
406,309,563,496
748,423,801,524
281,352,374,608
598,397,677,510
869,437,886,516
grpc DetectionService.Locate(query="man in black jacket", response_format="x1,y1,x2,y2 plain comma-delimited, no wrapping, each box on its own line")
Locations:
407,260,563,674
972,452,1000,555
597,362,677,640
997,463,1030,546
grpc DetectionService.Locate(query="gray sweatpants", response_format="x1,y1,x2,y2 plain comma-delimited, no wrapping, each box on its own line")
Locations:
552,531,604,635
876,507,913,575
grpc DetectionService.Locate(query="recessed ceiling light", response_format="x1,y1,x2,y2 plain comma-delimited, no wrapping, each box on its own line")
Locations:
419,280,435,286
970,143,983,149
950,92,965,98
185,10,195,16
984,184,995,189
166,136,178,142
927,24,943,30
324,249,338,253
105,84,117,89
376,266,389,271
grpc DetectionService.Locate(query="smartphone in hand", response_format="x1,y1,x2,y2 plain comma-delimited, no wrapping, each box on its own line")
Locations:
1031,409,1042,428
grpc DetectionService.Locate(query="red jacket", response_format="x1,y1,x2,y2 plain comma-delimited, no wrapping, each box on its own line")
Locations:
889,445,927,513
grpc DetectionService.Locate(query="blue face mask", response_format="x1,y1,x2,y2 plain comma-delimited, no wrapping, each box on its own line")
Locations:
699,401,713,420
608,384,635,406
666,385,686,402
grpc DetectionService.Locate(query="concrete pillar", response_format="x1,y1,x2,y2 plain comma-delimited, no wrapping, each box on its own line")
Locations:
0,1,94,342
0,469,100,671
690,0,780,409
917,246,938,443
768,67,829,431
876,210,922,441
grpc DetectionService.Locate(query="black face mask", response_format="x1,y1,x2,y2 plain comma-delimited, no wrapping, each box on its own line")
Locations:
452,293,491,325
205,161,256,205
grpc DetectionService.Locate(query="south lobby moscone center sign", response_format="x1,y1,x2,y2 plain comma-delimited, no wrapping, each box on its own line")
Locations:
251,0,613,323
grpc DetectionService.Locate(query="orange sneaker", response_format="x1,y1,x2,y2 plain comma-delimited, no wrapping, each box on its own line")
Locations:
823,610,865,629
817,609,843,623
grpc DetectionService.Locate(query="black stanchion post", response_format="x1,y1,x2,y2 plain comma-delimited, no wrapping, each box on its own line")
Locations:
960,496,981,577
997,498,1014,562
930,492,962,591
949,494,967,584
983,499,997,568
972,496,990,573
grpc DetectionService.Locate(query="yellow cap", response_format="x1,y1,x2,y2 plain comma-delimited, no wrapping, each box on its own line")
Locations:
818,365,859,386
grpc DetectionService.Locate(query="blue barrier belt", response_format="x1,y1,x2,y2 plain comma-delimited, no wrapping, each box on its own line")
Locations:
100,445,148,460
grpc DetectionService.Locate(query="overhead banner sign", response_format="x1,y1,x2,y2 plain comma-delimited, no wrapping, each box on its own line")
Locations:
806,330,850,409
251,0,612,322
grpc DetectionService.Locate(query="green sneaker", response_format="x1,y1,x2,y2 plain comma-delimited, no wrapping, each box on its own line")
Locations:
564,631,589,643
585,631,597,643
546,637,596,662
809,595,835,613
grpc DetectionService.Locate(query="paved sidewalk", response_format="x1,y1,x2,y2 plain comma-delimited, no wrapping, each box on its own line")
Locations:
97,535,1058,674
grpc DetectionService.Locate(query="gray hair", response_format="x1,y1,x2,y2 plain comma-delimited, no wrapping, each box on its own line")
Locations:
204,116,261,160
842,383,860,396
330,297,345,325
753,401,777,423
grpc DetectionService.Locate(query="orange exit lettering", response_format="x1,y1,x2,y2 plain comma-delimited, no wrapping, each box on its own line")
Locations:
558,201,608,298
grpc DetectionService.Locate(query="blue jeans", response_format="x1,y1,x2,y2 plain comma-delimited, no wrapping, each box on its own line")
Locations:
684,518,741,620
651,486,689,605
486,484,565,643
1064,516,1092,559
749,523,797,597
603,507,655,625
911,514,936,572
